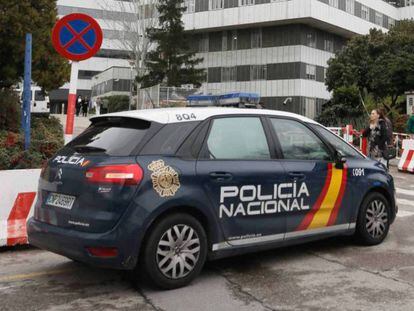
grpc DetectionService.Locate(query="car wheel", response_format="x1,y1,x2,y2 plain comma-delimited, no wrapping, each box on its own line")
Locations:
355,192,390,245
141,213,207,289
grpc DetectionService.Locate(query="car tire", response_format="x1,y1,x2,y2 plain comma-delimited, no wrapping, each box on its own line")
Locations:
141,213,207,289
355,192,391,246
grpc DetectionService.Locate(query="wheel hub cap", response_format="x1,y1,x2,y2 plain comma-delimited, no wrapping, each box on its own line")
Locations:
156,224,201,279
366,199,388,239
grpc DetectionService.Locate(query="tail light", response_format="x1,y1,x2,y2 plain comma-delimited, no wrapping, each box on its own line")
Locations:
85,164,143,185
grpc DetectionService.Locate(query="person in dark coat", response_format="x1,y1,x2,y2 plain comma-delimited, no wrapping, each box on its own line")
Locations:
82,96,89,117
76,95,82,116
363,109,388,166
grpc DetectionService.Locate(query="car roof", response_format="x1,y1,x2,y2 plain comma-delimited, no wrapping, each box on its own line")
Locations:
90,107,318,125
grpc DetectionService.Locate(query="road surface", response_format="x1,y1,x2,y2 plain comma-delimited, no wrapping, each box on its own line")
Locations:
0,167,413,311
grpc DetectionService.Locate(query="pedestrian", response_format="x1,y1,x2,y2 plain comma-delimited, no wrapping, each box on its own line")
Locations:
76,95,82,116
379,108,394,146
95,98,101,115
363,109,388,167
82,96,89,117
408,106,414,139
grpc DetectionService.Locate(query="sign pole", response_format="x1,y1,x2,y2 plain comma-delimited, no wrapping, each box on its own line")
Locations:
22,33,32,151
51,13,103,144
65,61,79,144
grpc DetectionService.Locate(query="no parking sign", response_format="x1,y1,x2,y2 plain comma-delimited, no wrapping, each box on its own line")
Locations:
51,13,103,143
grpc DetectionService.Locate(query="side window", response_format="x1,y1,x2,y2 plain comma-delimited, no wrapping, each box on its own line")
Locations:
203,117,271,160
311,124,363,159
271,119,331,161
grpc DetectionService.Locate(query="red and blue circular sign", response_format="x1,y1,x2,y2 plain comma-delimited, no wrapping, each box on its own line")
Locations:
52,13,103,61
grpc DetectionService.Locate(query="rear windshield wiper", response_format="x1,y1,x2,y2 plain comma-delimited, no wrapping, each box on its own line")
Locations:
72,145,107,153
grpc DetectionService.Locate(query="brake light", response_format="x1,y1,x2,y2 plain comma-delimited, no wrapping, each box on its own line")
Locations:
86,247,118,258
85,164,143,185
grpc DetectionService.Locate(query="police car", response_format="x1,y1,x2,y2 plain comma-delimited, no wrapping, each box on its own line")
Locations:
27,107,397,289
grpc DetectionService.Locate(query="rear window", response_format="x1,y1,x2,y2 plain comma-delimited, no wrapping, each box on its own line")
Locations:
66,118,151,156
35,91,46,101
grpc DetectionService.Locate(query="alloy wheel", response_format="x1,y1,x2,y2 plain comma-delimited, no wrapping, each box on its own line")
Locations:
156,224,201,279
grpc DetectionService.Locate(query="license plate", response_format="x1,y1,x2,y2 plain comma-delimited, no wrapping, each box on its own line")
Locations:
46,193,76,210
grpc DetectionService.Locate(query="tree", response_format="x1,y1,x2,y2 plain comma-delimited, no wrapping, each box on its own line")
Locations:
317,85,366,127
100,0,159,87
0,0,70,91
140,0,205,88
325,21,414,114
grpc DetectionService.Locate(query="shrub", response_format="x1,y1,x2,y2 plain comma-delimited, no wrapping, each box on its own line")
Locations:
101,95,130,113
0,89,21,132
0,116,64,170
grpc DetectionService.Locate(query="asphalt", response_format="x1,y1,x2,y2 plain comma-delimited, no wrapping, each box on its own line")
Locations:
0,167,413,311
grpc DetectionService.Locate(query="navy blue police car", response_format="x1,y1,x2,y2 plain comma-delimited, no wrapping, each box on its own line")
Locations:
28,108,397,289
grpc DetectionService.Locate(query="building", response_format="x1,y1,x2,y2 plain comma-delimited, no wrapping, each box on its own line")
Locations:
182,0,407,117
49,0,133,113
52,0,414,118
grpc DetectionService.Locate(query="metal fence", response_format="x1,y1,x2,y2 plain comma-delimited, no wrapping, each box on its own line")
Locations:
136,85,205,109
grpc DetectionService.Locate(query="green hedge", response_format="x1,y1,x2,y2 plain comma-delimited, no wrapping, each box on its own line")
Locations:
0,89,64,170
102,95,130,113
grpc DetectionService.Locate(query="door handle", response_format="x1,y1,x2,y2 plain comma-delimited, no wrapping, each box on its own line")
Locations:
288,172,306,180
209,172,233,182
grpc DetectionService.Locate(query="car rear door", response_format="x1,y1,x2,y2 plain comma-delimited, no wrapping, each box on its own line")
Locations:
268,117,351,239
196,116,287,247
35,117,160,233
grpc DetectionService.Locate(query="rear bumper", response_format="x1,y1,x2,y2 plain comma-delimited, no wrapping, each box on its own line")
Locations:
27,217,138,270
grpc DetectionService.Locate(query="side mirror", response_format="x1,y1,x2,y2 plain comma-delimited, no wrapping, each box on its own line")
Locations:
335,151,347,169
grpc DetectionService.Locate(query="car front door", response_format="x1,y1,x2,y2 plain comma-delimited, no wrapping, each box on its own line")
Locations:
268,118,351,239
196,116,287,248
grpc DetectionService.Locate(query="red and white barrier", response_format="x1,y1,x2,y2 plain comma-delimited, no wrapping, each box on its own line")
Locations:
0,169,40,247
398,140,414,173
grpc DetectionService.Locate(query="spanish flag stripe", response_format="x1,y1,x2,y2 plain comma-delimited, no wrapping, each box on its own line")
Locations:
307,166,343,229
327,165,348,226
296,163,333,231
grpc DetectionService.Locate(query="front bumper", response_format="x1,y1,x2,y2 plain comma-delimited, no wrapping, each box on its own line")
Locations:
27,217,139,270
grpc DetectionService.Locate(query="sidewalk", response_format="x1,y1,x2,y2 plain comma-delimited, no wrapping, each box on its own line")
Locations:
52,114,91,138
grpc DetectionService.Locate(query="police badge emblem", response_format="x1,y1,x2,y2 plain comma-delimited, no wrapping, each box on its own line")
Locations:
148,160,181,197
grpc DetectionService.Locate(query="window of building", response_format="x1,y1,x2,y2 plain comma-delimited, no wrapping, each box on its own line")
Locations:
306,64,316,80
239,0,254,6
328,0,339,8
250,65,267,80
251,28,262,48
304,97,316,119
204,117,271,160
324,38,334,52
222,31,227,51
226,30,237,51
306,32,316,48
345,0,354,14
209,0,224,10
389,18,396,28
184,0,195,13
221,67,237,82
361,5,369,21
375,12,383,26
198,34,209,52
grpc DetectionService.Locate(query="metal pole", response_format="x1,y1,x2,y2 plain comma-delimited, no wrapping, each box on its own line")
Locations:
129,65,133,111
64,61,79,144
22,33,32,151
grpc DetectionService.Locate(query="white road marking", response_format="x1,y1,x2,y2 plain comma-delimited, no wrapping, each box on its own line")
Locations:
397,210,414,218
396,188,414,196
397,199,414,207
